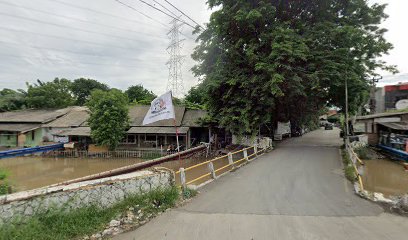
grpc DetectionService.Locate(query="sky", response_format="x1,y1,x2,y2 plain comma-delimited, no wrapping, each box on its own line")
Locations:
0,0,406,96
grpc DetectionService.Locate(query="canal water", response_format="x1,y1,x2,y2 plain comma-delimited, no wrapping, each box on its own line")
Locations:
0,154,226,192
361,159,408,197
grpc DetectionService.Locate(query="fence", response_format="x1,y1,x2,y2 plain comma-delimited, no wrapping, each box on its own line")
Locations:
176,145,267,189
346,143,365,191
43,149,164,159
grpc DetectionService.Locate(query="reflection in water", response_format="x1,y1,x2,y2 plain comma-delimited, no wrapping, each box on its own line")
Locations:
0,151,245,192
0,157,142,191
362,159,408,196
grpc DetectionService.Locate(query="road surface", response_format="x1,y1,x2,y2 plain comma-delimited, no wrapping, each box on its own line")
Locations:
115,129,408,240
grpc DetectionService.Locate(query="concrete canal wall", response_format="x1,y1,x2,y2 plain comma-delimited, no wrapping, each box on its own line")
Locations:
0,169,173,224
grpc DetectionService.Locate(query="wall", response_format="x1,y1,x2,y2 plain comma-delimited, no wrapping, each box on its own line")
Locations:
0,169,173,224
22,128,44,147
0,134,17,147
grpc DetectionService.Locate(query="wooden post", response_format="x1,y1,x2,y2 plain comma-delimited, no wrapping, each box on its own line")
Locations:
208,162,216,179
180,168,186,190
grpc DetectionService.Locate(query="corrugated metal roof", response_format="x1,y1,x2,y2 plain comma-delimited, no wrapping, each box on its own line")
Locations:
378,122,408,131
356,111,408,120
43,109,89,128
0,123,41,133
128,105,185,127
181,109,206,127
55,127,91,136
127,126,189,134
0,108,71,123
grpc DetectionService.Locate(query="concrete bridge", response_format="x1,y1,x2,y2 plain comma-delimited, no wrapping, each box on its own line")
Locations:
115,129,408,240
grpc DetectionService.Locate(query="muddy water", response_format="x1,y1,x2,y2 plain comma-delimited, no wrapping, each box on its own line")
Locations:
361,159,408,196
0,157,142,191
0,151,245,192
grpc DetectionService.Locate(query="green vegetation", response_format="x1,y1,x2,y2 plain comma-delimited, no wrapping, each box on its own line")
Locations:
182,187,198,199
192,0,396,136
70,78,110,106
0,187,179,240
0,168,11,195
87,89,129,150
26,78,74,109
342,150,357,182
125,84,156,105
354,146,370,160
0,88,26,112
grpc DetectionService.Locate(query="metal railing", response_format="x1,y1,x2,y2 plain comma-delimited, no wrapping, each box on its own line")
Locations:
43,149,163,159
346,143,365,191
175,145,266,189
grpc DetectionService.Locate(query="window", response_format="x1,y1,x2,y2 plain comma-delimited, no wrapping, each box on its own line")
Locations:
32,131,35,141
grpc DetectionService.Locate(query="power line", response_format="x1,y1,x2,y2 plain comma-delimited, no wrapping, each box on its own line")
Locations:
0,40,166,62
134,0,196,29
0,53,165,68
0,11,163,43
113,0,169,28
0,26,164,52
49,0,167,30
113,0,195,40
0,0,167,40
163,0,204,29
152,0,178,17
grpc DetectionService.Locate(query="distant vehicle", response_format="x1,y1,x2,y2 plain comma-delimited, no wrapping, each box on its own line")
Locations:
324,123,333,130
274,121,291,140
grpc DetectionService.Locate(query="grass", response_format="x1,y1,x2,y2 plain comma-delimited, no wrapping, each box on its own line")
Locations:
354,146,369,160
342,150,357,182
0,168,11,195
182,187,198,199
0,186,179,240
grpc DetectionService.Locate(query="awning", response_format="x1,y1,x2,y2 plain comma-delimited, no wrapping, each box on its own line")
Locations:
127,126,189,134
0,123,41,133
54,127,91,136
378,122,408,131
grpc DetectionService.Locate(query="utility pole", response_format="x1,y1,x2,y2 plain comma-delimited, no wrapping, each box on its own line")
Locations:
345,77,349,139
166,16,185,97
369,76,382,114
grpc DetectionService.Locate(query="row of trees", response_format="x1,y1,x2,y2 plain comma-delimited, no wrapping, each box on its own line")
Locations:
192,0,396,136
0,78,207,112
0,78,158,111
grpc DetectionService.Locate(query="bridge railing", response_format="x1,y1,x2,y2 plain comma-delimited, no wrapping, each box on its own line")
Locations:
175,145,267,189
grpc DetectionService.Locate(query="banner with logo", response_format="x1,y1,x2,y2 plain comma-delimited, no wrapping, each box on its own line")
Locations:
142,91,175,125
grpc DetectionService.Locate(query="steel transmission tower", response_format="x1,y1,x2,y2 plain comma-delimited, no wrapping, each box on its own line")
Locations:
166,17,185,97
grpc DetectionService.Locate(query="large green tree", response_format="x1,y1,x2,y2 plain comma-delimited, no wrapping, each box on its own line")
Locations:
87,89,129,150
70,78,109,105
0,88,26,112
26,78,74,108
125,84,156,105
192,0,395,135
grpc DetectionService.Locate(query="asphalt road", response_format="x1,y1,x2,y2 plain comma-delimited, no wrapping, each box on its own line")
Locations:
114,129,408,240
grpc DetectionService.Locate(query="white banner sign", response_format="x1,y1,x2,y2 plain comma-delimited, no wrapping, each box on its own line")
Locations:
142,91,175,125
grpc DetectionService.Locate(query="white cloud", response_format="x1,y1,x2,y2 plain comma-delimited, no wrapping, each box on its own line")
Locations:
0,0,212,96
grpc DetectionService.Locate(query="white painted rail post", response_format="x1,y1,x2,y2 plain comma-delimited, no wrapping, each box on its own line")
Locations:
208,162,216,179
180,168,186,191
244,149,249,162
228,152,234,168
254,145,258,156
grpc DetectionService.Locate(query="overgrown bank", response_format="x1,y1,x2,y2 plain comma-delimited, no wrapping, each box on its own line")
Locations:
0,187,180,240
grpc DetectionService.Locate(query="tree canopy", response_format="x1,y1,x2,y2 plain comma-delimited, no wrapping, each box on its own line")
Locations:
125,84,156,104
0,88,26,112
87,89,129,150
70,78,109,105
192,0,395,135
26,78,74,109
